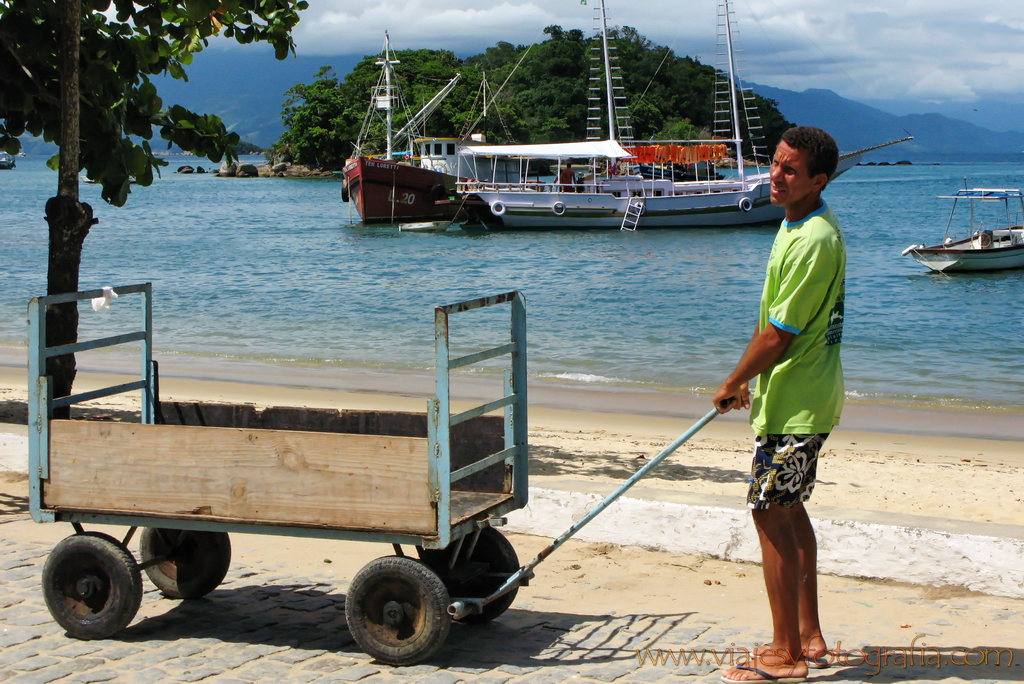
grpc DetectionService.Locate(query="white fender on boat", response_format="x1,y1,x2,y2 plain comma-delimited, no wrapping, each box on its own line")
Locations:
491,201,506,216
738,197,753,212
901,244,924,256
552,201,566,216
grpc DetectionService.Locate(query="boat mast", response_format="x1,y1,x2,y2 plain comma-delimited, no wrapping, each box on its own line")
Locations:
720,0,744,180
392,73,462,142
595,0,617,142
376,32,401,159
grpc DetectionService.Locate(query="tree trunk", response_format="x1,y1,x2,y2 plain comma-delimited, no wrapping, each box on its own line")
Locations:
58,0,80,201
44,197,94,412
46,0,88,418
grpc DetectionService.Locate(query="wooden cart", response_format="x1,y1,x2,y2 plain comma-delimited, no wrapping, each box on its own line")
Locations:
28,284,528,665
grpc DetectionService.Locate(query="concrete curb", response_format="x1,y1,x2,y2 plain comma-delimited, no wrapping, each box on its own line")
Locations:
505,485,1024,600
0,431,27,474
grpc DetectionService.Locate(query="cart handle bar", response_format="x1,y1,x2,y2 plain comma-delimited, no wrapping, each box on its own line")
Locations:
449,407,721,619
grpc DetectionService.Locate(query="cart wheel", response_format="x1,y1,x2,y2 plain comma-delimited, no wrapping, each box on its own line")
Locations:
345,556,451,666
41,532,143,640
139,528,231,599
418,527,519,624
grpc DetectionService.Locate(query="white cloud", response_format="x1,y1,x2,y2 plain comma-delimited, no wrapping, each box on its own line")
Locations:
906,71,977,101
294,0,561,54
286,0,1024,102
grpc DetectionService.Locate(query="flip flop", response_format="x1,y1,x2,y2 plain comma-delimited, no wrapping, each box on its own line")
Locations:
721,666,807,684
738,646,830,670
737,653,828,670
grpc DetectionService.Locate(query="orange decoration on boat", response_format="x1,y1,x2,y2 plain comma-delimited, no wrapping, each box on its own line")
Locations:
624,144,730,165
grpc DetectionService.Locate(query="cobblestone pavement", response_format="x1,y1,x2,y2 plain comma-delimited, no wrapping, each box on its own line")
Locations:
2,492,1023,684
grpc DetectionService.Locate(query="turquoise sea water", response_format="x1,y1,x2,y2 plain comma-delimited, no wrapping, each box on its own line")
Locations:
2,155,1023,410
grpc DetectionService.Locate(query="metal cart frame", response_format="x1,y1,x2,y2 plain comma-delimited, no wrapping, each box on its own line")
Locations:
28,284,527,548
28,284,530,664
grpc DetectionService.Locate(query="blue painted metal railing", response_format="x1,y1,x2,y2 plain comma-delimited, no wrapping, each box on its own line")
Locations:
429,291,528,549
26,285,527,550
27,283,154,523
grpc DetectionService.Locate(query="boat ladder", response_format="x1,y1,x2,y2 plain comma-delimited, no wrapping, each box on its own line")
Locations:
621,197,645,231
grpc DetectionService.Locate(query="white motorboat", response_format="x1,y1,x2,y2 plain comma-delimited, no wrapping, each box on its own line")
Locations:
398,220,456,232
903,188,1024,272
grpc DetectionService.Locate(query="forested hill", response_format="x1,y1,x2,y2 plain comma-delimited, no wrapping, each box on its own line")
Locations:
274,26,793,169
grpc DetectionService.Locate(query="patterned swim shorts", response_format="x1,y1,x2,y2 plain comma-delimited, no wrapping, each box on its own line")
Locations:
747,433,830,510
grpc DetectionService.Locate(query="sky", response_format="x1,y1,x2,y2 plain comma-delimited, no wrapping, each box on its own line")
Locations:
276,0,1024,109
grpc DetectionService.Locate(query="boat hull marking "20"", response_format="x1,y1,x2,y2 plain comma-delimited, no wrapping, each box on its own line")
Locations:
388,190,416,205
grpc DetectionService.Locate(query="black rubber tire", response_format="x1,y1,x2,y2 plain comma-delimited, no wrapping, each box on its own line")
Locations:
139,528,231,599
429,183,447,202
418,527,519,624
41,532,143,640
346,556,451,666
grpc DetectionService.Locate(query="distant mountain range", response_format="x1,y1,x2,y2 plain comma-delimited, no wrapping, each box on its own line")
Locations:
17,48,1024,163
752,85,1024,162
151,49,363,148
18,49,356,157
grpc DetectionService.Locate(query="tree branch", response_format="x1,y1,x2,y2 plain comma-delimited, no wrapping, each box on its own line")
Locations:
0,29,62,107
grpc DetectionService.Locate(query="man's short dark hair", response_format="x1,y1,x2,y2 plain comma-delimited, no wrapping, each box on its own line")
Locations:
781,127,839,184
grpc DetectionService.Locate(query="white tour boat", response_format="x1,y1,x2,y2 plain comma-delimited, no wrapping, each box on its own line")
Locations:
449,0,908,230
452,0,781,230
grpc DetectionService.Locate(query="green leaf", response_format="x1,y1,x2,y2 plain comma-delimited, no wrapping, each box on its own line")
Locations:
127,144,149,176
168,61,187,80
168,104,189,121
113,180,130,207
137,163,155,186
184,0,218,21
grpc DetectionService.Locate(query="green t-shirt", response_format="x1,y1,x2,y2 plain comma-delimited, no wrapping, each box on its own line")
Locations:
750,202,846,435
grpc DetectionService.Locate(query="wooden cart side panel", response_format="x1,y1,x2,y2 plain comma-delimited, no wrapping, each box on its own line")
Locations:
44,421,436,534
159,403,508,493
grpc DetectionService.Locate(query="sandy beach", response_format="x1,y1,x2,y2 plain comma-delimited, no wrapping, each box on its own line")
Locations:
2,352,1021,528
2,352,1023,680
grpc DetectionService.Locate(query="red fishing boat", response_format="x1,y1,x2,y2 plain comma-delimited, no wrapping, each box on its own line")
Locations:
342,156,455,224
341,33,463,224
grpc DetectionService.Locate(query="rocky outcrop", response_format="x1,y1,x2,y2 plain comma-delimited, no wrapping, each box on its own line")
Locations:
176,165,194,174
236,163,259,178
258,163,333,178
266,148,293,166
210,159,334,178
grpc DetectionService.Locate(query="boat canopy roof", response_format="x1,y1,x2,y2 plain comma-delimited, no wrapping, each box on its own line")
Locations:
459,139,632,160
938,188,1023,200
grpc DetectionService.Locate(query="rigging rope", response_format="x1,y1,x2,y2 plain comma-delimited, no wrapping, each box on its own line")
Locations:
459,39,539,141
